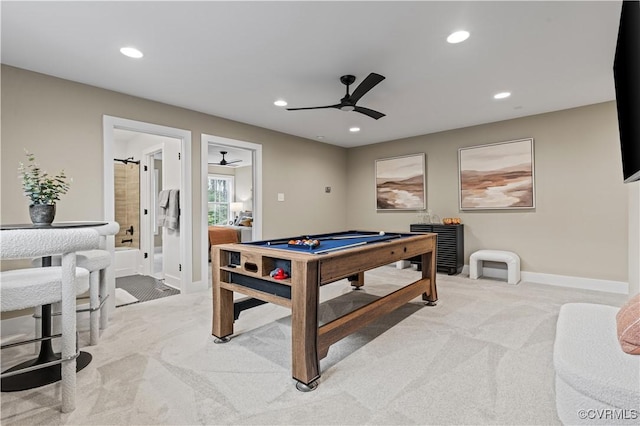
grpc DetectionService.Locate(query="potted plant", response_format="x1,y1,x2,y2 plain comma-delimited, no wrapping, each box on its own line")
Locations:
18,150,71,225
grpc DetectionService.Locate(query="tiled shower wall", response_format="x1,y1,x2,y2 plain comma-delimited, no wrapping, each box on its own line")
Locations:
114,163,140,248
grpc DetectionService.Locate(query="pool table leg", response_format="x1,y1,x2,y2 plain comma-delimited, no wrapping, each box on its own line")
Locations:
212,286,234,341
291,260,320,391
421,250,438,306
348,271,365,290
212,250,234,341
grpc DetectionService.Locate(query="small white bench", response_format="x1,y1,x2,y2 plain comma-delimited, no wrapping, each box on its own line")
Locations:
469,249,520,284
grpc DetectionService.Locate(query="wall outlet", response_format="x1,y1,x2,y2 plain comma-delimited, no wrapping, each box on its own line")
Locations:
277,193,285,202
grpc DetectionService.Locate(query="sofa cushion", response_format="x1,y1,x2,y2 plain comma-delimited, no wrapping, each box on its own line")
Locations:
616,293,640,355
554,303,640,409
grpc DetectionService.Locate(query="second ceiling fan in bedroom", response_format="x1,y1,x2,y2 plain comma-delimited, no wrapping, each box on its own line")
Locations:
210,151,242,166
286,73,386,119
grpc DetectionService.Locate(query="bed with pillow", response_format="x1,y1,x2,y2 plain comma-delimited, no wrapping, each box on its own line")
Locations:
208,212,253,259
208,224,252,244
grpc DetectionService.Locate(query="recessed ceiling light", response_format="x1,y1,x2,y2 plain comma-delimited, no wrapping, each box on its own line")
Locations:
120,47,143,59
349,127,360,133
494,92,511,99
316,136,325,140
274,99,288,107
447,30,470,44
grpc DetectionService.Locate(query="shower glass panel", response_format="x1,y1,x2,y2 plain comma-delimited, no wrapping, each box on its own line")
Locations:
114,161,140,249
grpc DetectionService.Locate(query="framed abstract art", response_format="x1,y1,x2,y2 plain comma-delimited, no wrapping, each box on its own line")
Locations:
458,138,535,210
375,153,426,210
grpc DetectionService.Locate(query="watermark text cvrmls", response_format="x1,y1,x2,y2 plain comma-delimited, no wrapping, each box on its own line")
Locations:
578,409,638,421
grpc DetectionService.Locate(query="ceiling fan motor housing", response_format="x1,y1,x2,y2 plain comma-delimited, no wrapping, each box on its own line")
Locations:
340,75,356,86
286,72,386,119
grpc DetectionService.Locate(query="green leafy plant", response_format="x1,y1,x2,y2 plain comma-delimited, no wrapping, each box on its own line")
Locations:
18,150,71,205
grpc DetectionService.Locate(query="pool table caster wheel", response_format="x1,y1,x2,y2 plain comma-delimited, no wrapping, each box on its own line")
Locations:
295,380,318,392
214,336,231,344
424,301,437,306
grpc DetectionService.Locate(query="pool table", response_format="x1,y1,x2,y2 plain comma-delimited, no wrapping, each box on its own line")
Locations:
211,230,437,391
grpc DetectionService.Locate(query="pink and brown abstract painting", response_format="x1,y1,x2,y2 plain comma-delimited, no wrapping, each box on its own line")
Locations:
459,138,535,210
376,153,426,210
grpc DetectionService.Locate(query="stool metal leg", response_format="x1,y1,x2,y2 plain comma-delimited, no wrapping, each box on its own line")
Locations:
89,271,100,345
99,269,109,331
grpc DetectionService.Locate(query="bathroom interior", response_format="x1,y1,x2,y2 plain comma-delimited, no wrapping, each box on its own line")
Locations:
114,157,140,250
113,130,165,281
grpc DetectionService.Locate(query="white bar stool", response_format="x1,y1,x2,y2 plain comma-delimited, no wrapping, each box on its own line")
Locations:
36,221,119,345
1,227,99,413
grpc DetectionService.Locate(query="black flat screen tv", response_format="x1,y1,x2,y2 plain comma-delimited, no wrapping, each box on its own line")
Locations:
613,0,640,183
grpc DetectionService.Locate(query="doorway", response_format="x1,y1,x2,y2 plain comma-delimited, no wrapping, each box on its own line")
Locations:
142,147,164,281
103,116,195,316
112,131,181,285
201,134,262,285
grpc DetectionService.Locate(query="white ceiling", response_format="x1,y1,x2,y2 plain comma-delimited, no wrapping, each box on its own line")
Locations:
1,1,622,148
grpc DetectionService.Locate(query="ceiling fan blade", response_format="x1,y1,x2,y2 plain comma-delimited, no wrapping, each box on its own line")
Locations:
354,106,386,120
349,73,385,104
286,104,341,111
209,161,240,166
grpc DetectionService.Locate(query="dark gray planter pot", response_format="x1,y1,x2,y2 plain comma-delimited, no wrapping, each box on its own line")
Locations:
29,204,56,226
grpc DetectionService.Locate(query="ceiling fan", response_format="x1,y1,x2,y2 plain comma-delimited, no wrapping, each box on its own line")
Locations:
287,73,386,120
210,151,242,166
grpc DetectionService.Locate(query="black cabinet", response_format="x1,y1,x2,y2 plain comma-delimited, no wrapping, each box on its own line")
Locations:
410,223,464,275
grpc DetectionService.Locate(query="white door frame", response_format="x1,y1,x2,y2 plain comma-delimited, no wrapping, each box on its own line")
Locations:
103,116,193,307
201,134,262,287
141,144,164,279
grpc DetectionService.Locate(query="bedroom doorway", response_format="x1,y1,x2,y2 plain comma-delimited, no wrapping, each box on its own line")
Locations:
201,134,262,285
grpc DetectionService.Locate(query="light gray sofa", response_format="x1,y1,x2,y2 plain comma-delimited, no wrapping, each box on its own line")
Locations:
553,303,640,425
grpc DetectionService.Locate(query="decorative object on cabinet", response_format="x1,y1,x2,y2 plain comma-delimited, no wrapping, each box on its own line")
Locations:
416,209,433,224
442,217,461,225
375,153,426,210
458,138,535,210
410,223,464,275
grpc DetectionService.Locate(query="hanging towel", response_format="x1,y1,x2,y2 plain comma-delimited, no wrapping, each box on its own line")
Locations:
158,189,170,208
166,189,180,230
157,189,179,229
157,190,171,227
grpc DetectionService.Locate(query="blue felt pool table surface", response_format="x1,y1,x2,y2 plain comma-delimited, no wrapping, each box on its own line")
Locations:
245,230,410,254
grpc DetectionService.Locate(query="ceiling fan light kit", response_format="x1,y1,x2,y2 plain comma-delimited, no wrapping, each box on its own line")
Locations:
287,73,386,120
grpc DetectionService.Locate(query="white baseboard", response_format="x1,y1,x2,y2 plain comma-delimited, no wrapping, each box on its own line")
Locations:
115,267,137,278
461,265,629,294
164,272,181,289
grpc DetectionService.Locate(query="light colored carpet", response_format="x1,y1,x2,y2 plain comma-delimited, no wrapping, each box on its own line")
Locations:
0,266,628,425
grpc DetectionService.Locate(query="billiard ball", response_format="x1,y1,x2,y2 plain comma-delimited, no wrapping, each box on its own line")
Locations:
379,231,385,236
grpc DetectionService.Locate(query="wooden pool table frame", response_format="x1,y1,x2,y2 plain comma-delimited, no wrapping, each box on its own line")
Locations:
211,232,437,390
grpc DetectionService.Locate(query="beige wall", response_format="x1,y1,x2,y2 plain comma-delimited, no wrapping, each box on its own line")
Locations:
1,65,630,287
234,165,253,211
1,65,348,281
347,102,629,284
